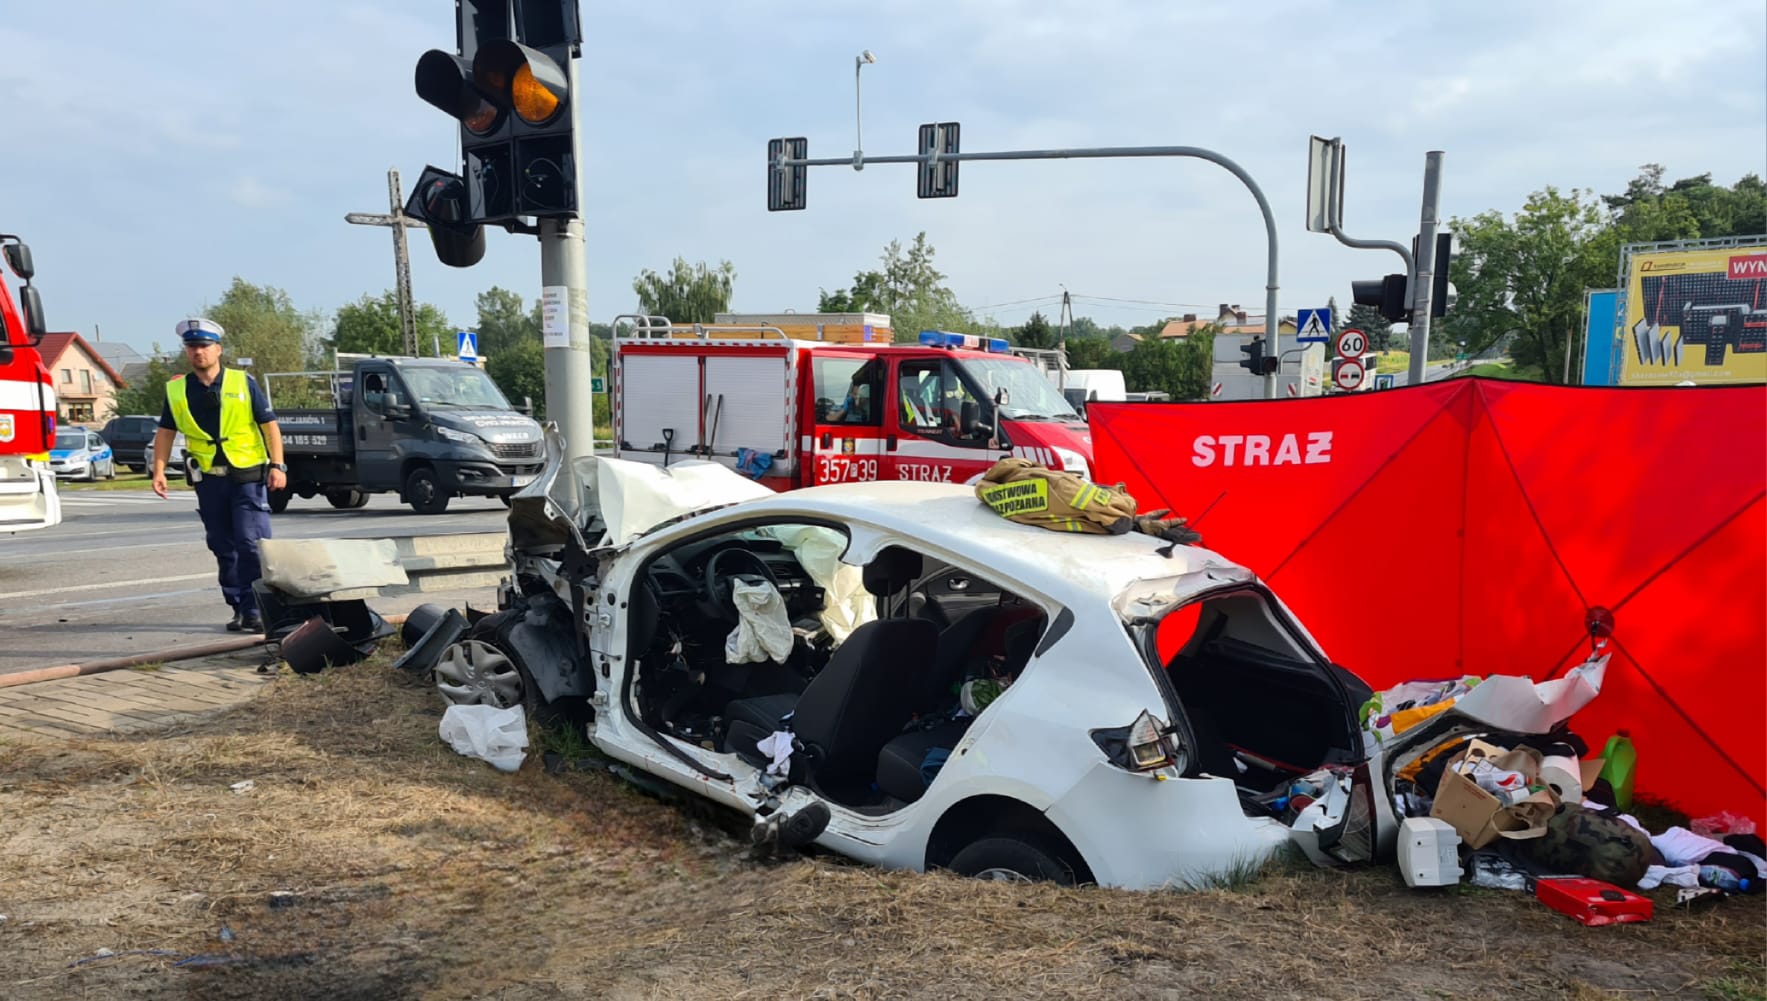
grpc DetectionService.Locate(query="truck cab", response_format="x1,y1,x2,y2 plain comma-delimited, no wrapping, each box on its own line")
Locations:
0,235,60,533
613,321,1094,490
271,356,545,514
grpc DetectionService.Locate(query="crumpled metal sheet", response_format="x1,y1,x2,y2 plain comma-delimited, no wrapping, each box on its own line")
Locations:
259,537,408,599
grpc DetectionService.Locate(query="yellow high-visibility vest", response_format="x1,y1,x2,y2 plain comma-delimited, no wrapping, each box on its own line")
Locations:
166,369,266,472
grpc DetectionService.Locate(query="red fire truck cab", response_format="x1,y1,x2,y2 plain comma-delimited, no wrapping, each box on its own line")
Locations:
612,321,1093,490
0,234,60,532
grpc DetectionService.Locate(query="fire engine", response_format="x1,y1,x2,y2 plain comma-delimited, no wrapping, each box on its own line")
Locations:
0,233,59,533
611,318,1094,490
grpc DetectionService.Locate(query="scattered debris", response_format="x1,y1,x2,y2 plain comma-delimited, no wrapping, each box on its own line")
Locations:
230,780,255,794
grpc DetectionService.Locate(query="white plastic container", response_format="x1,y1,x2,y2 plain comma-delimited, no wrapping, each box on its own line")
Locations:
1398,817,1463,888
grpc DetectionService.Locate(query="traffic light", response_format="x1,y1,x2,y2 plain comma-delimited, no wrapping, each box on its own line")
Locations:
917,122,960,199
1426,231,1454,318
1352,273,1410,323
414,0,580,226
1240,336,1278,375
405,166,486,268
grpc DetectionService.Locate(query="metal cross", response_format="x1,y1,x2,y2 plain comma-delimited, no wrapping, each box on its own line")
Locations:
344,168,426,357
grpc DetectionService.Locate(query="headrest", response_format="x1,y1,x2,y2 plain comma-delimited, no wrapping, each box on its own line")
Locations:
862,546,923,597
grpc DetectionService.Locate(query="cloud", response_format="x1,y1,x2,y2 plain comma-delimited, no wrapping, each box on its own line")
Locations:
228,176,286,209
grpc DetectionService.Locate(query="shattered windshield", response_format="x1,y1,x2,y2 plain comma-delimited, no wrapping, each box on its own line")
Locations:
958,358,1080,421
401,366,512,410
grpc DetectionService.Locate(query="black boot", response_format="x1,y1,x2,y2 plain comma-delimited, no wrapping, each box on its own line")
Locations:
227,609,245,632
240,609,264,633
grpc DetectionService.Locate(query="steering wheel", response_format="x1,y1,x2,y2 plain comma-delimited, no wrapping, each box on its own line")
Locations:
703,548,781,616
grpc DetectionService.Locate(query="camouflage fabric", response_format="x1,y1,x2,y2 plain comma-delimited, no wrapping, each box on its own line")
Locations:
1520,804,1658,887
975,458,1138,535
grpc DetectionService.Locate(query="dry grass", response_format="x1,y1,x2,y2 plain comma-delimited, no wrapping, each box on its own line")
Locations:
0,660,1761,1001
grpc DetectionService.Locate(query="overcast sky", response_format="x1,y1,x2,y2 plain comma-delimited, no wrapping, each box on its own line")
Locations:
4,0,1764,356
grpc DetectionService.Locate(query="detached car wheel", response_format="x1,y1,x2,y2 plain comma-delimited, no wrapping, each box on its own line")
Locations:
949,836,1079,886
434,639,525,710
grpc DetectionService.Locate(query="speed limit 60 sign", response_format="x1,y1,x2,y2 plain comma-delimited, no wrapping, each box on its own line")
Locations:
1334,327,1367,358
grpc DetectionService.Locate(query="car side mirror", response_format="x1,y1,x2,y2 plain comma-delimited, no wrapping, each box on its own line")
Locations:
517,395,533,416
18,285,45,342
959,400,982,436
383,391,410,417
4,242,34,282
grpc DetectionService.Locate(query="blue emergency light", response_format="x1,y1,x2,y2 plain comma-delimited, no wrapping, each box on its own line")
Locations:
917,330,1011,353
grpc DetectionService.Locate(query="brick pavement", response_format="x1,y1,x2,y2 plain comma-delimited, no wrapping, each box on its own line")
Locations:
0,651,277,745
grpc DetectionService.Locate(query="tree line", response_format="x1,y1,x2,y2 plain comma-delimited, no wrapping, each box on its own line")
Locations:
112,164,1764,421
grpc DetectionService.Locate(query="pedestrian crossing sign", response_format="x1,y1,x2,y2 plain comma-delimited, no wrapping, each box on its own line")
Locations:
457,331,478,361
1296,308,1333,344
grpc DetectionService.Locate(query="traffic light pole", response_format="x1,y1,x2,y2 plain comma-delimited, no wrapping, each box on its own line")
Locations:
1406,151,1444,386
538,57,596,461
777,144,1283,399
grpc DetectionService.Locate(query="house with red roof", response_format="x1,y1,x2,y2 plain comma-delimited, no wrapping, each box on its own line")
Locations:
37,331,127,425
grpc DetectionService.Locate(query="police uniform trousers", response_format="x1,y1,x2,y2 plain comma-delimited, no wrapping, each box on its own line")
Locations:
192,471,273,611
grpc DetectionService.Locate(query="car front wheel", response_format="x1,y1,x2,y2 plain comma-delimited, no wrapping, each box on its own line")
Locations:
949,836,1080,886
405,466,450,515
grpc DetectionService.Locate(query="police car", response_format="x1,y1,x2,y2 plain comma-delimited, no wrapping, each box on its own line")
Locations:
48,428,116,481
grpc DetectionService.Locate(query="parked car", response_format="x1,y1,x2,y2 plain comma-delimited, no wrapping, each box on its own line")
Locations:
146,431,190,479
48,428,116,481
100,415,162,472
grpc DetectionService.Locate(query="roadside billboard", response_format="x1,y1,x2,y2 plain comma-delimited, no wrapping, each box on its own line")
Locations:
1617,239,1767,386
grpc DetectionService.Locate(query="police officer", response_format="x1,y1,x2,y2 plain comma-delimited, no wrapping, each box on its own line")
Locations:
150,318,287,632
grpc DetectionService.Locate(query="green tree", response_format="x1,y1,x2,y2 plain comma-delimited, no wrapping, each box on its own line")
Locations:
1446,187,1618,382
1342,303,1395,353
197,278,322,401
819,233,974,341
1013,311,1057,350
474,287,540,357
633,258,736,323
1064,337,1118,371
328,291,452,358
1121,325,1216,400
1604,165,1767,241
106,352,180,419
486,338,546,419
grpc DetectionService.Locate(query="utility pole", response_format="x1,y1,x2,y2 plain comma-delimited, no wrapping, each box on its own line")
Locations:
344,168,423,357
536,58,596,457
1407,152,1445,385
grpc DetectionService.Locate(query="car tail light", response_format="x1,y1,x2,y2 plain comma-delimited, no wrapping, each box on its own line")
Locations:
1092,709,1178,774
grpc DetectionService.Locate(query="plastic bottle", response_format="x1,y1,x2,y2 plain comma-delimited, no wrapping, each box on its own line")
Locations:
1598,732,1637,810
1698,864,1753,894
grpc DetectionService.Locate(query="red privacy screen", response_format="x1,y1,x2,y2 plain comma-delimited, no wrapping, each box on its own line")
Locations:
1091,379,1766,825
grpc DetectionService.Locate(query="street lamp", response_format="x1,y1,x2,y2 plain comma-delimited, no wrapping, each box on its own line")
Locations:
853,49,875,169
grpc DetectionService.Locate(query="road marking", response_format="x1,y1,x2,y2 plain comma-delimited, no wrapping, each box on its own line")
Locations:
0,572,212,601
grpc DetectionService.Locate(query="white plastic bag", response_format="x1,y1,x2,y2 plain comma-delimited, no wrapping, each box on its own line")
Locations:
438,703,529,773
725,579,794,664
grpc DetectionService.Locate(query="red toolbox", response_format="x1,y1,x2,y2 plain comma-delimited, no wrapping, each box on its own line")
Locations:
1532,877,1653,926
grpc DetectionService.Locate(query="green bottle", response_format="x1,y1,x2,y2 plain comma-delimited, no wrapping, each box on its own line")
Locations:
1599,733,1637,811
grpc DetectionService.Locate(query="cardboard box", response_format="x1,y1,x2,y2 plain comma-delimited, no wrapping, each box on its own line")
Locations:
1429,739,1558,849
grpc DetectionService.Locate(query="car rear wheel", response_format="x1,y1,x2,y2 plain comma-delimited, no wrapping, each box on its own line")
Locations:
104,459,116,480
326,489,370,509
267,487,291,514
405,466,450,515
949,836,1080,886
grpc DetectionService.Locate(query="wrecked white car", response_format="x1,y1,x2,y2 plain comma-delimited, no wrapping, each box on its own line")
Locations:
432,432,1598,888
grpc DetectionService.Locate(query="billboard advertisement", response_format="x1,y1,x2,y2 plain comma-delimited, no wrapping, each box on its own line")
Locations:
1618,240,1767,386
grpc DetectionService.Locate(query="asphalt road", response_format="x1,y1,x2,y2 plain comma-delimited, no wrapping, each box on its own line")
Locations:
0,486,510,676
